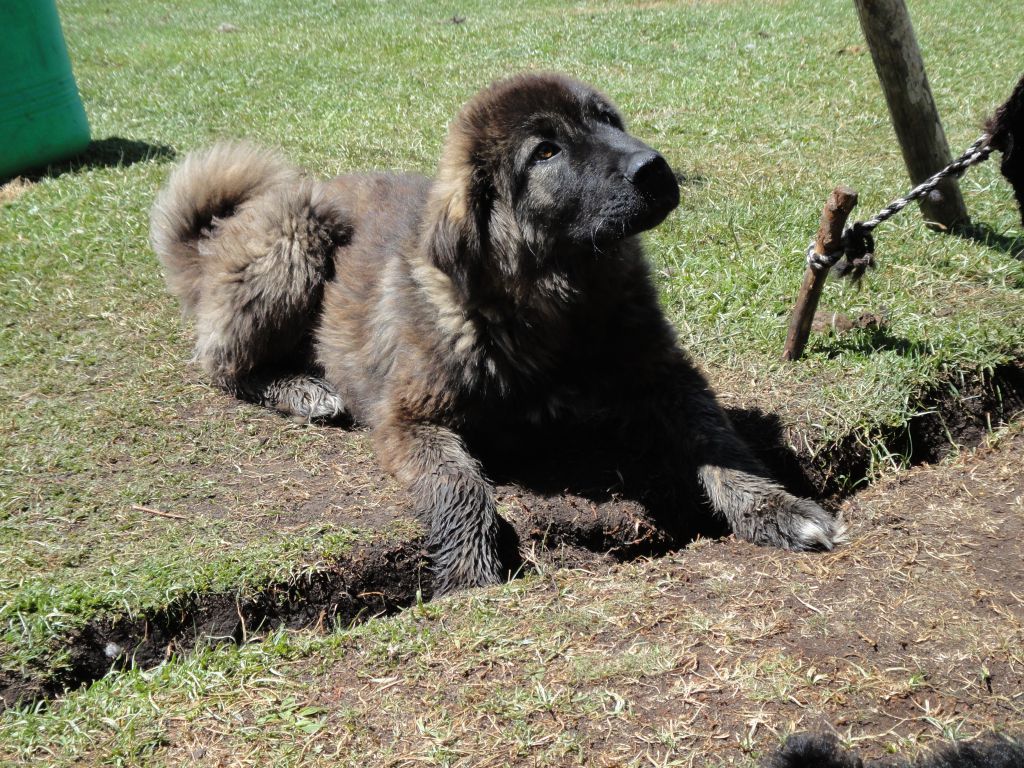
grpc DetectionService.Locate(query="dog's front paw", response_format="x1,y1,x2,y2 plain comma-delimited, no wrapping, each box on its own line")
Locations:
781,495,847,550
429,539,507,598
744,493,847,551
431,561,505,598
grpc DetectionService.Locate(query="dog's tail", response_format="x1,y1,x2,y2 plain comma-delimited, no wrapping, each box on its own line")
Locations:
150,143,350,421
149,142,309,314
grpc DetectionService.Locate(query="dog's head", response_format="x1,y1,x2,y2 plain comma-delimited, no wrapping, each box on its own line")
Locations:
425,73,679,299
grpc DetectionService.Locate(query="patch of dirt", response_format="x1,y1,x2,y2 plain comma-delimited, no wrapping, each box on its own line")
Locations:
705,431,1023,755
284,429,1024,766
811,309,888,335
3,365,1022,713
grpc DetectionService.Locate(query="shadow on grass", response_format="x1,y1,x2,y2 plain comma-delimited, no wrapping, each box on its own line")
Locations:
817,327,933,359
472,406,818,565
952,221,1024,260
10,137,176,183
476,420,726,558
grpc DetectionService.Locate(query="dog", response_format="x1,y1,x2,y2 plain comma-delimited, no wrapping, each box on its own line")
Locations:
763,731,1024,768
151,72,845,594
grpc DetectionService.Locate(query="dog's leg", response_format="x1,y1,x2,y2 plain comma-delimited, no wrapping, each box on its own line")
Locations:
625,352,845,551
375,419,505,595
687,386,844,550
230,373,346,421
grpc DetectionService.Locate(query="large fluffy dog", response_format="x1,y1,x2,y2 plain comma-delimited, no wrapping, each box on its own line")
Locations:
151,73,844,594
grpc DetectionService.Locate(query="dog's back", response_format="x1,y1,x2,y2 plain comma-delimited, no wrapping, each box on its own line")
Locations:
314,172,440,424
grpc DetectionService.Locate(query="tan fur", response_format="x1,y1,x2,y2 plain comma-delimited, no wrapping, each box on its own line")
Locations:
150,143,304,315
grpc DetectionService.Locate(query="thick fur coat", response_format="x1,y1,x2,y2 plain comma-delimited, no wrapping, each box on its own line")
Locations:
986,73,1024,225
151,73,844,593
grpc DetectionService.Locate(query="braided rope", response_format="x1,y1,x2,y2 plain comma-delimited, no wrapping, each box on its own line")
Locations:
805,134,995,279
856,134,993,234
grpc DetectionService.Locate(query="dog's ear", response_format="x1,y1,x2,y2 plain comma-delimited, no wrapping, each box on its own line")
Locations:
423,139,493,302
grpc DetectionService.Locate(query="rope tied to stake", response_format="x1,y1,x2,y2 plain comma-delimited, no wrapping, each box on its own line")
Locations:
805,133,995,281
784,72,1024,363
805,223,875,281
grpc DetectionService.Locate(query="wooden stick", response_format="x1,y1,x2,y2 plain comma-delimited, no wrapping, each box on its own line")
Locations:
782,186,858,362
131,503,187,521
853,0,968,230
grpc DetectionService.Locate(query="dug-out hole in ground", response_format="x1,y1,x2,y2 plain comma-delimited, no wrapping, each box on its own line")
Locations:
3,362,1022,711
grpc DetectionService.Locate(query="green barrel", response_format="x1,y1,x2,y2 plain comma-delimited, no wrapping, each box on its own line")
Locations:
0,0,91,178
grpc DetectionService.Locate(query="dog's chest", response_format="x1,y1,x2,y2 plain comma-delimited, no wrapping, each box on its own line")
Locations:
461,339,603,427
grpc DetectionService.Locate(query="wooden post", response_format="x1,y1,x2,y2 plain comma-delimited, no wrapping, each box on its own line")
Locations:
782,186,858,362
853,0,969,230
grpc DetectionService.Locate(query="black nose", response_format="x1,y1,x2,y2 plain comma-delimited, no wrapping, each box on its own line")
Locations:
624,151,679,201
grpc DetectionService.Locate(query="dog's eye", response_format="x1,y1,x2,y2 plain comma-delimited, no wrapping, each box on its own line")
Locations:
531,141,561,163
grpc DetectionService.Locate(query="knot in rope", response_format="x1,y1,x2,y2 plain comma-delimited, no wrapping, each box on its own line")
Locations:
805,222,875,282
832,222,876,282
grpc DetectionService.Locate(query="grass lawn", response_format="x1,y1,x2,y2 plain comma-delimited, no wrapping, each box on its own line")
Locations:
1,0,1022,764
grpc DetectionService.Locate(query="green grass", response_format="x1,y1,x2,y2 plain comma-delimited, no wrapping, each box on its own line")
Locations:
1,0,1023,762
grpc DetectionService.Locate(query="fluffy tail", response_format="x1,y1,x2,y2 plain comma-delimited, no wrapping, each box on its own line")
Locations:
150,142,305,314
150,143,350,420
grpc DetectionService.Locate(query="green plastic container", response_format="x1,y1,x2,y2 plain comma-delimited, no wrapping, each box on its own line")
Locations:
0,0,90,179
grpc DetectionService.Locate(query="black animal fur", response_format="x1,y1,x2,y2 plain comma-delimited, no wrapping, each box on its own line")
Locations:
763,732,1024,768
986,73,1024,226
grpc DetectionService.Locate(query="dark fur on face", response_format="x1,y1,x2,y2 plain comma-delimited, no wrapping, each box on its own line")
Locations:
763,731,1024,768
151,72,844,594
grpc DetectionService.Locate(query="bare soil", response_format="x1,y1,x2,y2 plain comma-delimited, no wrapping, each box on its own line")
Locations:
290,428,1024,766
2,365,1022,719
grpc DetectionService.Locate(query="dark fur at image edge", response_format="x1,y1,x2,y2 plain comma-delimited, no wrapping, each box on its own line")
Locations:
764,732,1024,768
151,72,845,594
985,72,1024,225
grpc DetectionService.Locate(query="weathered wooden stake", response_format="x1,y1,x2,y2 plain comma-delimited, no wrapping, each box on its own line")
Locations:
782,186,858,362
853,0,969,230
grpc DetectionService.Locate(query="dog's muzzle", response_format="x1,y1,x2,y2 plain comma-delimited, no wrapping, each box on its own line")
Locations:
626,150,680,209
621,149,680,233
